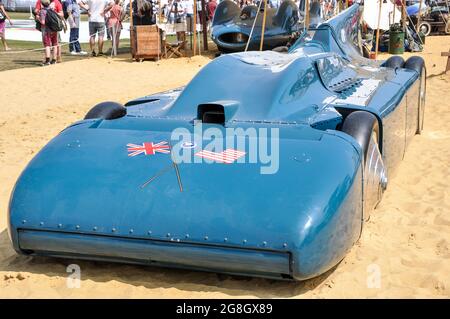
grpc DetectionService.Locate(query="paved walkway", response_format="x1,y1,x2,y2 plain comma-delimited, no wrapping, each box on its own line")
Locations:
6,19,131,43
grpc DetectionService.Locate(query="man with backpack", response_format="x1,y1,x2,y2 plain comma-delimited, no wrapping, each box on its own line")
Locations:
65,0,88,55
35,0,65,63
39,0,65,65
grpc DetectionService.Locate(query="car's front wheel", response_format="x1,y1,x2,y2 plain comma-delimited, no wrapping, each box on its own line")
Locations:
418,21,431,36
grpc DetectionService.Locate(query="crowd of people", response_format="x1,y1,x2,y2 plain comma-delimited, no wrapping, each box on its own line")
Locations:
0,0,352,60
32,0,126,65
31,0,223,64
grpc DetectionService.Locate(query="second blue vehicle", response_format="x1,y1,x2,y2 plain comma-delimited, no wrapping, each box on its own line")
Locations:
211,0,301,52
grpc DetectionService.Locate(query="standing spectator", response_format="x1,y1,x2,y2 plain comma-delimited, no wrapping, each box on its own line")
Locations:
172,0,186,24
139,0,155,24
196,0,206,29
67,0,88,55
184,0,194,34
184,0,193,19
269,0,280,8
39,0,59,65
172,0,186,47
132,0,155,25
207,0,216,21
86,0,110,56
104,0,123,55
104,3,111,40
165,0,174,23
35,0,64,62
0,0,13,51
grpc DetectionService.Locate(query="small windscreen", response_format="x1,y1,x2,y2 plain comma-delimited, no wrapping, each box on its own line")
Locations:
316,55,358,92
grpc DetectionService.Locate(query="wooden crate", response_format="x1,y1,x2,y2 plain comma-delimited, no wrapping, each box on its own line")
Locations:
131,25,162,61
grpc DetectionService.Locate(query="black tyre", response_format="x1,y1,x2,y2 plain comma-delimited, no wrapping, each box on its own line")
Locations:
404,56,426,134
418,21,431,36
382,56,405,69
341,111,380,161
84,102,127,120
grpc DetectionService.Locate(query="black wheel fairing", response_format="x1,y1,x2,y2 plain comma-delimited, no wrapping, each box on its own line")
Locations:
84,102,127,120
382,56,405,69
404,56,426,134
341,111,379,161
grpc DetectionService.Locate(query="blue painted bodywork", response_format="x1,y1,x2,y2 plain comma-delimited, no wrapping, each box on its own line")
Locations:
8,4,422,280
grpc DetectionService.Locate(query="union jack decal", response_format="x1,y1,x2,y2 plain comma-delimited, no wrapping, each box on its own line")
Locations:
127,141,170,157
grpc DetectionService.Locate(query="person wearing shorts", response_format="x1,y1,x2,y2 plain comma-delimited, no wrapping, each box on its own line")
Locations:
39,0,58,65
86,0,110,56
0,0,13,51
104,0,123,56
35,0,64,62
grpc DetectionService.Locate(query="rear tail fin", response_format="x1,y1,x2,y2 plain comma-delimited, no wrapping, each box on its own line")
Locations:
212,0,240,26
273,0,300,31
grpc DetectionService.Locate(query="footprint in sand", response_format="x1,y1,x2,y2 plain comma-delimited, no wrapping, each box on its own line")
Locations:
434,214,450,226
400,255,437,269
418,274,447,294
435,240,449,258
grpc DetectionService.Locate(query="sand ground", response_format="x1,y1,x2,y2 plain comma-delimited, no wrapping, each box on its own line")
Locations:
0,37,449,298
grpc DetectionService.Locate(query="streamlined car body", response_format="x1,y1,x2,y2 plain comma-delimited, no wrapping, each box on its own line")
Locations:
8,5,426,280
211,0,301,52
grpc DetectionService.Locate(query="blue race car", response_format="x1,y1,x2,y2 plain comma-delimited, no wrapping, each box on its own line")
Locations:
8,4,426,280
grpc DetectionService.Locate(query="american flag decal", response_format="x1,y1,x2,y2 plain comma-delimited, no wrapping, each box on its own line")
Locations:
195,149,246,164
127,141,170,157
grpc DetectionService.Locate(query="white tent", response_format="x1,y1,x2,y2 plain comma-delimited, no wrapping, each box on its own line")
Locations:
363,0,402,30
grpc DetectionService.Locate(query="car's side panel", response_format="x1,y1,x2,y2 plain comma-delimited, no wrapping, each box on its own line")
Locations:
380,95,407,177
406,80,420,147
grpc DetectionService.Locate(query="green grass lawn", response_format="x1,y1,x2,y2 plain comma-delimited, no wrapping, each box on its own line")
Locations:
0,38,132,72
0,33,217,72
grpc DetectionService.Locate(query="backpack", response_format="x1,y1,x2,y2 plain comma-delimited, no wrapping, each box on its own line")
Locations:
45,8,64,32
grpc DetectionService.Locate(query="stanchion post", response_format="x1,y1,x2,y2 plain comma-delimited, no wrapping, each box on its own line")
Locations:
416,0,423,33
201,0,208,51
374,0,383,59
193,0,198,55
305,0,310,29
259,0,268,51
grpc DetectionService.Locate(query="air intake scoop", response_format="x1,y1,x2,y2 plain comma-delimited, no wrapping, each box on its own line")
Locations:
197,100,239,125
